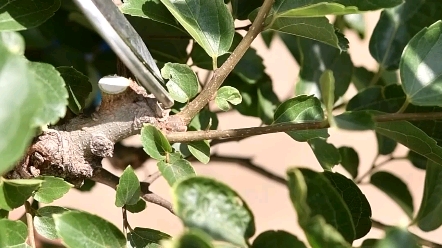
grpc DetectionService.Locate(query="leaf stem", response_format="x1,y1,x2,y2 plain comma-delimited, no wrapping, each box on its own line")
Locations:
369,66,384,86
397,98,410,113
24,201,36,248
355,155,407,183
177,0,275,123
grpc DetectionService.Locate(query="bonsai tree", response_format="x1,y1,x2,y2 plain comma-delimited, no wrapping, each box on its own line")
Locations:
1,0,442,247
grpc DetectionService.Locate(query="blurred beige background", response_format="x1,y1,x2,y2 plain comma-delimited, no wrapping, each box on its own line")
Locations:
12,12,442,246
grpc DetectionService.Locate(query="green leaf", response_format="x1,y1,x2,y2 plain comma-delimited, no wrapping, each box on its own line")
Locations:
400,20,442,106
231,0,263,20
54,211,126,248
215,86,242,111
33,176,72,204
413,160,442,231
34,206,69,240
376,133,397,156
158,153,196,186
296,37,353,99
0,219,28,247
120,0,182,29
189,108,219,131
0,31,25,55
287,168,352,247
338,146,359,178
252,230,307,248
375,227,419,248
172,177,255,246
0,178,42,211
407,150,427,170
361,239,379,247
127,227,171,248
125,199,147,214
188,141,210,164
0,0,60,31
166,229,214,248
273,95,328,142
0,43,43,175
370,171,414,218
0,209,8,219
370,0,442,70
29,62,68,126
141,125,172,160
115,166,141,207
323,171,372,239
57,66,92,115
334,111,375,131
160,0,234,59
320,70,335,126
308,138,341,170
162,63,199,103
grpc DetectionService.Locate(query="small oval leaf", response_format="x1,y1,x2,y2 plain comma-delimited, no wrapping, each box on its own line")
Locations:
33,176,72,204
215,86,242,111
115,165,141,207
141,125,172,160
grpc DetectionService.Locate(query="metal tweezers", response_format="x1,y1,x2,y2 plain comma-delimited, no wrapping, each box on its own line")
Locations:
72,0,174,108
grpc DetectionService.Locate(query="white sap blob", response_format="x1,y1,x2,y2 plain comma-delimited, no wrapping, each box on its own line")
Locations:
98,75,130,94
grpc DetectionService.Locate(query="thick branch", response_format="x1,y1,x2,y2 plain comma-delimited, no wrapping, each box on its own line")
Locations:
177,0,275,123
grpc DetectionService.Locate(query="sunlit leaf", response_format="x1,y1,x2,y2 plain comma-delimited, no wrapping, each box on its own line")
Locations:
57,66,92,115
215,86,242,111
0,219,28,247
162,63,199,103
33,176,72,204
34,206,69,240
158,153,195,186
141,125,172,160
188,141,210,164
115,166,141,207
0,178,42,211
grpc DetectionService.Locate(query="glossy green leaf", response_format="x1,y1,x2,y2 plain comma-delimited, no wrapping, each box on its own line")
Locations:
127,227,171,248
296,37,353,99
400,20,442,106
375,227,419,248
0,0,60,31
252,230,307,248
188,140,210,164
215,86,242,111
370,171,414,218
34,206,69,240
370,0,442,70
54,211,126,248
413,160,442,231
115,166,141,207
0,43,43,175
166,229,214,248
323,171,372,239
126,199,147,214
376,133,397,155
162,63,199,103
173,177,255,246
338,147,359,178
0,178,42,211
158,153,196,186
160,0,234,59
141,125,172,160
273,95,328,142
57,66,92,115
233,45,265,84
120,0,182,29
0,219,28,247
407,150,427,170
308,138,341,170
334,111,375,131
287,168,352,247
0,31,24,55
29,62,68,126
33,176,72,204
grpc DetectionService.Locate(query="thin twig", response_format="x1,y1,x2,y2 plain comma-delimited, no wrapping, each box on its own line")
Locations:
355,155,407,184
24,201,36,248
177,0,275,123
145,171,162,184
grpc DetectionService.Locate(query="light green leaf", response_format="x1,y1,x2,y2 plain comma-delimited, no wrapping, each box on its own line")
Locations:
334,111,375,131
338,146,359,178
0,178,42,211
34,206,69,240
29,62,68,126
115,166,141,207
0,43,43,175
127,227,171,248
172,177,255,246
215,86,242,111
375,227,419,248
287,168,352,247
0,219,28,247
0,31,24,55
160,0,234,59
158,153,195,186
370,171,414,218
308,138,341,170
400,20,442,106
0,0,60,31
320,70,335,126
33,176,72,204
162,63,199,103
188,140,210,164
252,230,307,248
141,125,172,160
54,211,126,248
413,160,442,231
57,66,92,115
273,95,328,142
